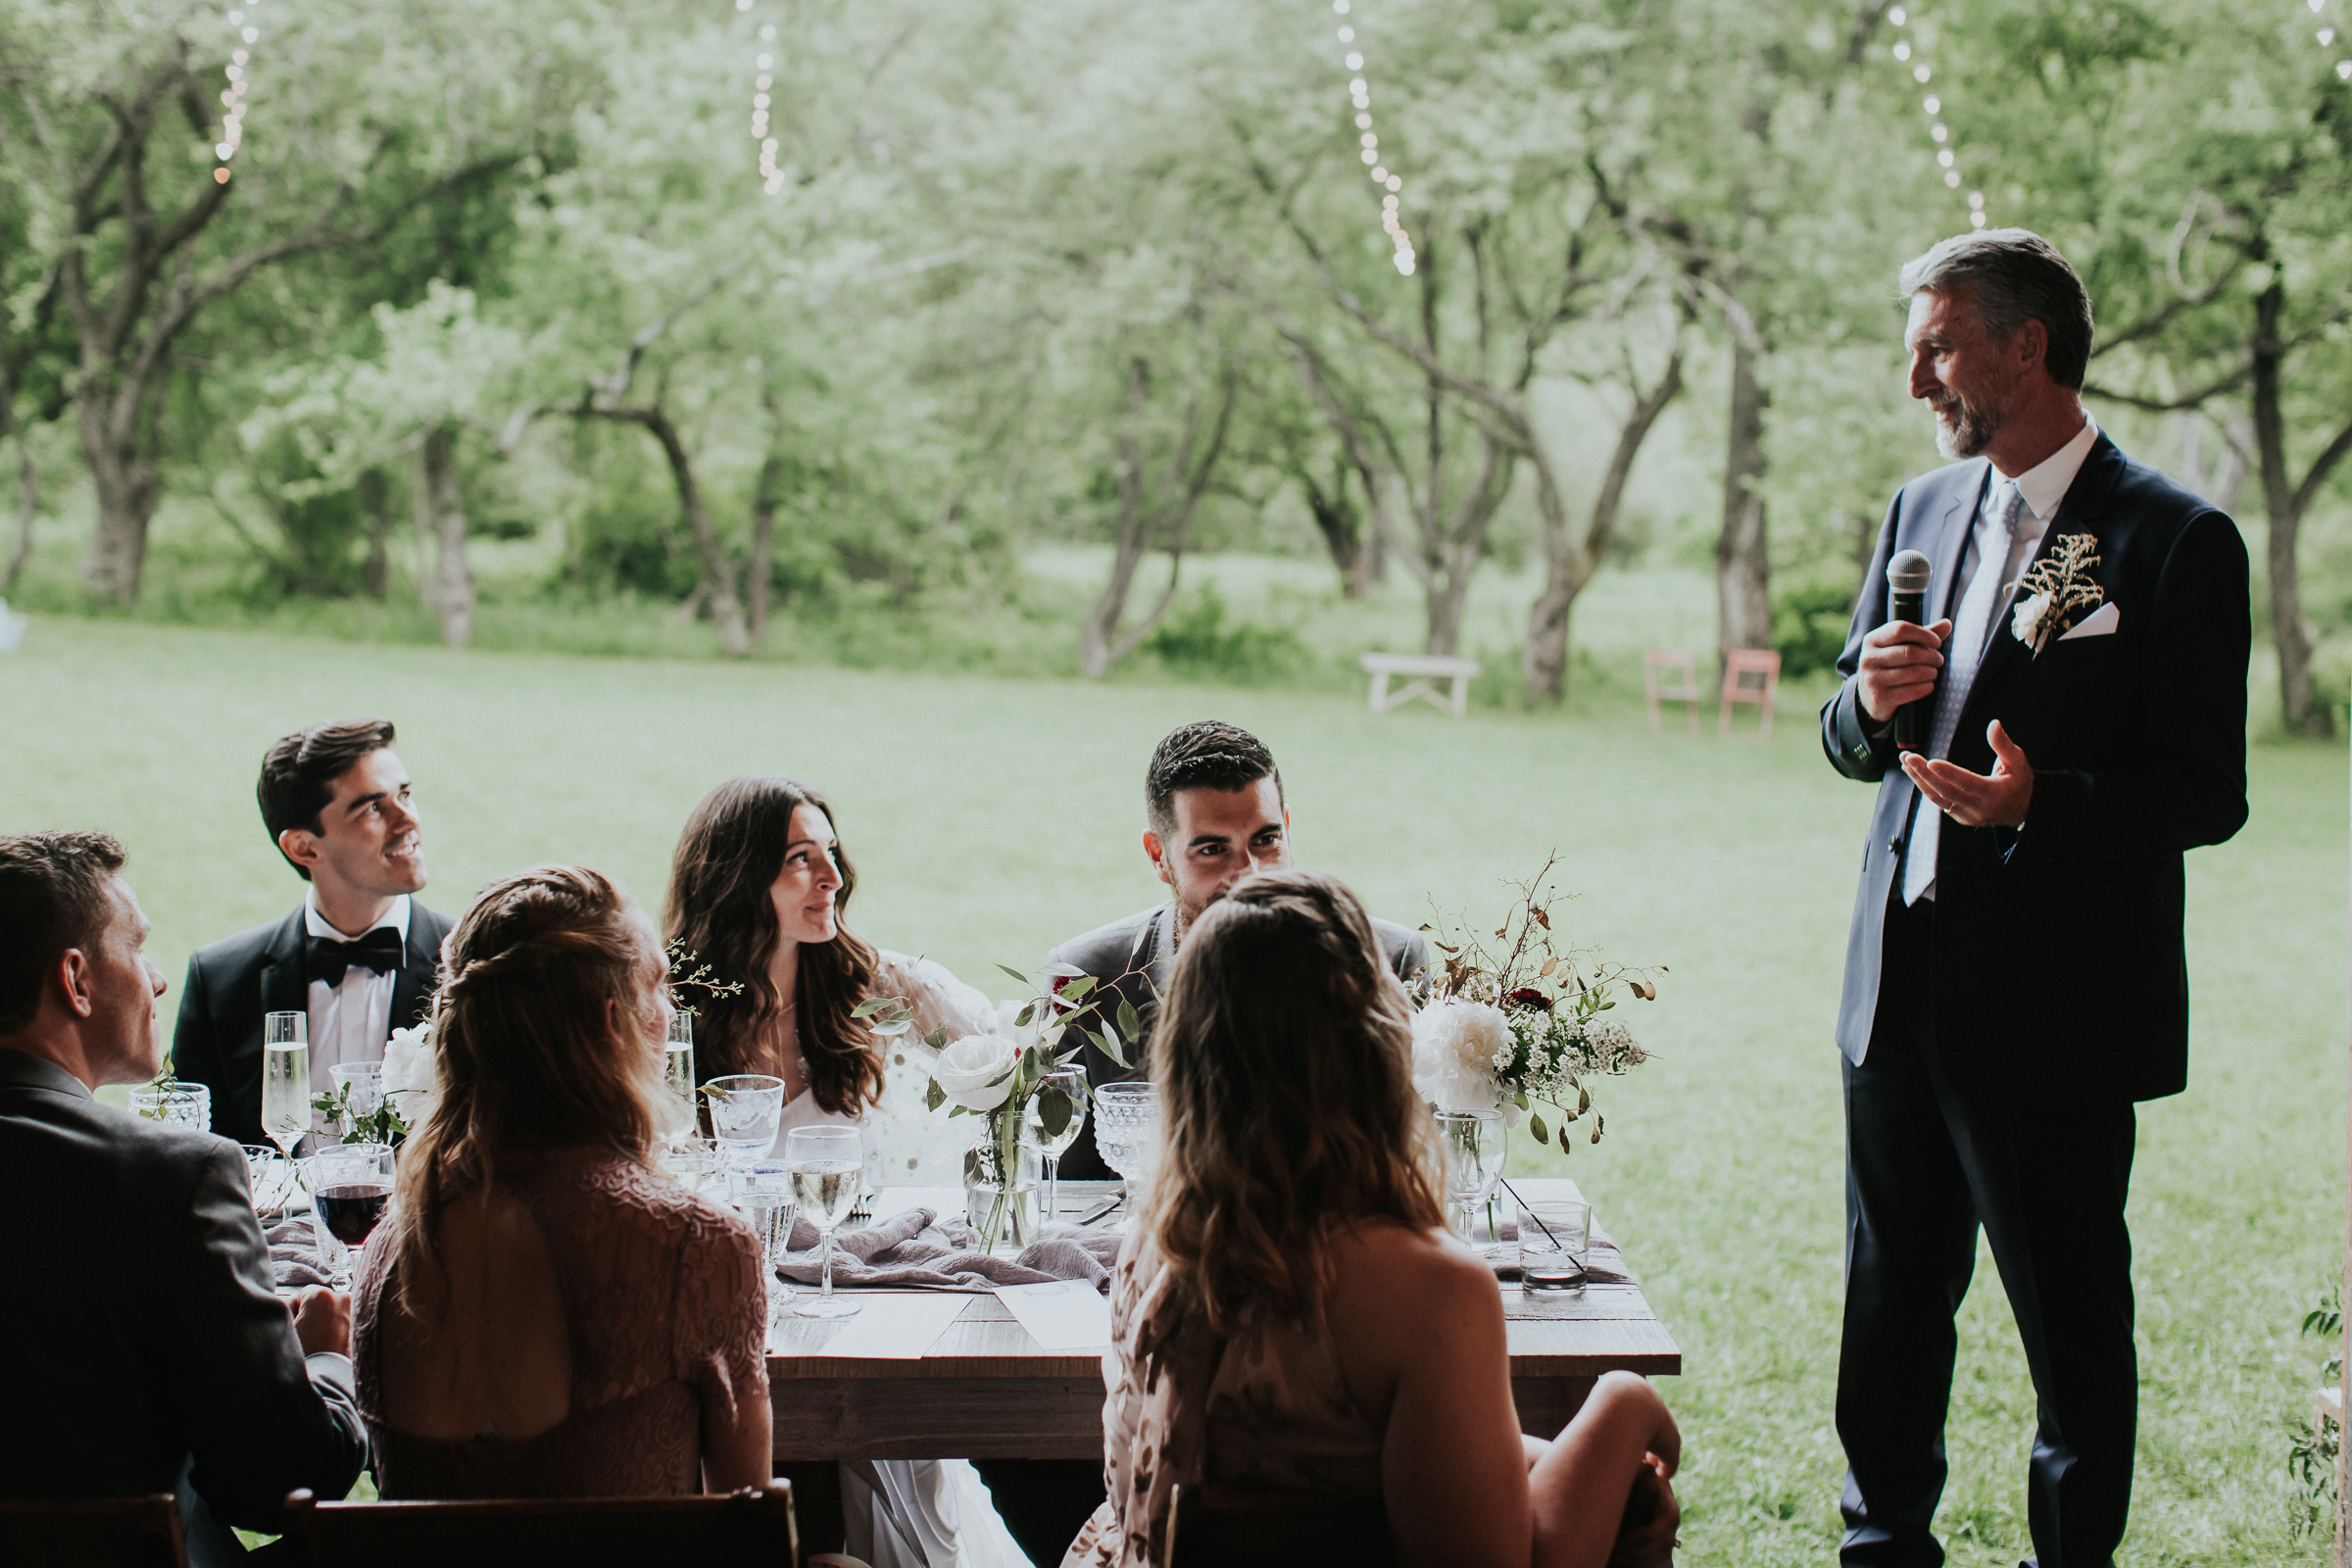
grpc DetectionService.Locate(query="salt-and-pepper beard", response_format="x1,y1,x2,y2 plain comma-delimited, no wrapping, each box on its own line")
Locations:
1930,375,2017,461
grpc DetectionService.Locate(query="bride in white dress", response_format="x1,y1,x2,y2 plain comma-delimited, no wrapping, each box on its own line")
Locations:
666,775,1027,1568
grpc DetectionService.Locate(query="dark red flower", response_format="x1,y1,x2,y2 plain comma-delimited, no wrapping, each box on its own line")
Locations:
1506,987,1552,1012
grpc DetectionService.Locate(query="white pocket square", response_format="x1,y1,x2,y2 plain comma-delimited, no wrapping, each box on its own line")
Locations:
2058,603,2119,641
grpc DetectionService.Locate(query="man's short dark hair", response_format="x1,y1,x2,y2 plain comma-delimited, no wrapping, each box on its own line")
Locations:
1146,721,1283,840
1898,227,2095,390
0,831,127,1034
258,718,396,882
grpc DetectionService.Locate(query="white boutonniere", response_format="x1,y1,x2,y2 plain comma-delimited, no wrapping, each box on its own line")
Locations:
2008,533,2103,658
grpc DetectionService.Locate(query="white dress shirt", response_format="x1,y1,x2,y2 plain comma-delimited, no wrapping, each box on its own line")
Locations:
1904,416,2100,905
305,892,411,1131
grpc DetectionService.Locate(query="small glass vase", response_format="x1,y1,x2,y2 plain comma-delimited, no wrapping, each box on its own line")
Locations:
964,1115,1042,1253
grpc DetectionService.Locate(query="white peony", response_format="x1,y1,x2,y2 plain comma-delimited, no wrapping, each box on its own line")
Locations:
2011,590,2052,653
1411,999,1510,1113
380,1023,442,1130
931,1033,1019,1112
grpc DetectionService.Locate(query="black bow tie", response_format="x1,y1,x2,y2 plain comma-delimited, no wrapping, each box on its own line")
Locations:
308,926,404,987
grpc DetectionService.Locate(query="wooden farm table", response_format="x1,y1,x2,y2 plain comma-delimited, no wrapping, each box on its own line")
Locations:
765,1177,1679,1462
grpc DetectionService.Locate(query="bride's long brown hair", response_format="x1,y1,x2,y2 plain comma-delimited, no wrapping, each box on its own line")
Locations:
385,864,666,1318
1142,868,1444,1335
664,775,886,1116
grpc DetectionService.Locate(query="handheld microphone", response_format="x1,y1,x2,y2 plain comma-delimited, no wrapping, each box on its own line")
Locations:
1886,549,1934,752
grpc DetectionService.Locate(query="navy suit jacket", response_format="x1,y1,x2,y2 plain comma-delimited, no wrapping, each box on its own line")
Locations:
171,903,453,1146
1820,434,2249,1102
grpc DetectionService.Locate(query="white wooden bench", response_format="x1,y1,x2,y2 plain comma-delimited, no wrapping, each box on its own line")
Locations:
0,599,24,653
1358,651,1482,717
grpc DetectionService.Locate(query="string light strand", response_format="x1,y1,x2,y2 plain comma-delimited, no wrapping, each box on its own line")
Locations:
2301,0,2351,80
1331,1,1414,276
212,0,263,183
1883,7,1985,230
735,1,784,197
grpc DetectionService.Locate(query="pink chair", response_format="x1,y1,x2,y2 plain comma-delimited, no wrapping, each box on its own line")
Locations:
1642,649,1701,734
1718,650,1782,740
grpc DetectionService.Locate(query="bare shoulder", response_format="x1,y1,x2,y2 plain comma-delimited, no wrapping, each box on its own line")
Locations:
1324,1219,1499,1319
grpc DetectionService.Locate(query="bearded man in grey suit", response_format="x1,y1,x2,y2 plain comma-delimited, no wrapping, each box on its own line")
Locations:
1822,230,2249,1568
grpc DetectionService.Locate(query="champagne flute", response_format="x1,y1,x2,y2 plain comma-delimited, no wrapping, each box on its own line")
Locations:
785,1124,861,1319
1024,1065,1089,1222
663,1011,699,1140
260,1012,311,1161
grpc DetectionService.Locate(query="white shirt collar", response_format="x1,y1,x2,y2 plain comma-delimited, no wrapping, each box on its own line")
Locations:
304,890,412,945
1991,416,2099,524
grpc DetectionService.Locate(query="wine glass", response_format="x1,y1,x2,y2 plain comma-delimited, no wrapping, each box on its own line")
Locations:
310,1142,395,1289
785,1124,861,1319
707,1073,787,1168
662,1011,699,1140
1093,1081,1160,1209
1436,1109,1507,1244
260,1012,311,1161
240,1144,289,1217
1024,1065,1089,1222
329,1062,384,1141
726,1159,798,1325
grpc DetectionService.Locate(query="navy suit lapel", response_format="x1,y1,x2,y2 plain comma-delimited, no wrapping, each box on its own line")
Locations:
1963,435,2126,707
1930,464,1988,623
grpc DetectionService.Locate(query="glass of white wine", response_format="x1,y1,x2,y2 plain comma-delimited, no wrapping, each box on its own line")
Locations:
260,1011,311,1162
662,1010,699,1140
785,1124,861,1319
1024,1065,1089,1222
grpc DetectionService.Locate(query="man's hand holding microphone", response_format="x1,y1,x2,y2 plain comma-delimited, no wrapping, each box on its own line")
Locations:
1859,549,1945,732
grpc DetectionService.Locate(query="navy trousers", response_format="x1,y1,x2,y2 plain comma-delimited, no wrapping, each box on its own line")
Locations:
1837,893,2139,1568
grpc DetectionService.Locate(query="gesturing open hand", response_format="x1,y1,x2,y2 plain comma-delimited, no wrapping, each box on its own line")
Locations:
1901,719,2034,828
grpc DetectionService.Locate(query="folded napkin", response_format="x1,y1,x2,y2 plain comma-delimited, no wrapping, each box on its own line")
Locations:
266,1215,335,1291
776,1206,1125,1294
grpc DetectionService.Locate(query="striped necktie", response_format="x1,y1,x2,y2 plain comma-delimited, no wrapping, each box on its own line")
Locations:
1902,480,2029,906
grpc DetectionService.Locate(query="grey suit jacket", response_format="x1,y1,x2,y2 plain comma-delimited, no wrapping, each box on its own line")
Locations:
0,1050,368,1535
1048,901,1427,1179
1820,434,2249,1101
172,902,453,1146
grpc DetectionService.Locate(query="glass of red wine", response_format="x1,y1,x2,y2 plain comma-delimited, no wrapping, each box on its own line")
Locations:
310,1142,395,1290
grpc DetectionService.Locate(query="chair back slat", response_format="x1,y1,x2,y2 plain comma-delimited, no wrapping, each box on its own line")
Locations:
1167,1482,1396,1568
284,1481,799,1568
0,1494,189,1568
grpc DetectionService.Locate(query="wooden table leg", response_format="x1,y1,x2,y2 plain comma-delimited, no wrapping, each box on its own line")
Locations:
1512,1374,1597,1439
775,1460,846,1558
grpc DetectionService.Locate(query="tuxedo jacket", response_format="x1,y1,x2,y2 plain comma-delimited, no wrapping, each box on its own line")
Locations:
1048,900,1427,1179
172,903,454,1146
1820,434,2249,1102
0,1051,368,1531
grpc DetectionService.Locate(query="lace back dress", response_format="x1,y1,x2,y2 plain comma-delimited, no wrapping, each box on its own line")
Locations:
352,1151,768,1497
1062,1234,1386,1567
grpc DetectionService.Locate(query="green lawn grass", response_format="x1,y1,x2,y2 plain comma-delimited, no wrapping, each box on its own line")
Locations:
0,613,2340,1566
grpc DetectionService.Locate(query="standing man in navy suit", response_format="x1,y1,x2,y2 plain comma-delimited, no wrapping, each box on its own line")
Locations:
1822,231,2249,1568
173,719,454,1149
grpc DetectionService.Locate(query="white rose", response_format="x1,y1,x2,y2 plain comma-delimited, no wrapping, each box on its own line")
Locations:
2011,590,2051,651
1411,1000,1509,1114
932,1033,1019,1112
381,1023,442,1129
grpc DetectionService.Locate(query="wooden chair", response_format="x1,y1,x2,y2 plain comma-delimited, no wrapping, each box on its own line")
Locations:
283,1481,800,1568
1642,648,1700,733
1166,1482,1397,1567
1718,648,1782,740
0,1494,189,1568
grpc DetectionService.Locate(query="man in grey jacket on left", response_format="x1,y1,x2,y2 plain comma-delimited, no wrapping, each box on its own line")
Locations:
0,830,368,1563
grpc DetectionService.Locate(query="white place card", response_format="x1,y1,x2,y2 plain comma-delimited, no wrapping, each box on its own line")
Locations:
804,1292,970,1359
996,1280,1113,1351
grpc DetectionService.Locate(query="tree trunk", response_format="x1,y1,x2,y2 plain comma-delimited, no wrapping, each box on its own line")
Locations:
77,385,162,606
4,443,35,596
1080,417,1160,678
748,390,788,651
2251,278,2332,737
417,423,475,648
1717,337,1772,677
1524,351,1686,702
357,466,393,600
1298,460,1366,598
628,407,748,659
1080,363,1234,677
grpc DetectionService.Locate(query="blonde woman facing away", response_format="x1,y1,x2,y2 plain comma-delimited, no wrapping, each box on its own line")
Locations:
1063,869,1680,1568
353,865,772,1496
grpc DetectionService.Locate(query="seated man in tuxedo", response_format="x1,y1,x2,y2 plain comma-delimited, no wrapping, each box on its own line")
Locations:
976,720,1426,1566
173,719,452,1148
0,831,368,1565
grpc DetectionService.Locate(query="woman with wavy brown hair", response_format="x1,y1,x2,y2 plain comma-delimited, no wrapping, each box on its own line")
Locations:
665,774,993,1167
1063,868,1681,1568
352,864,771,1497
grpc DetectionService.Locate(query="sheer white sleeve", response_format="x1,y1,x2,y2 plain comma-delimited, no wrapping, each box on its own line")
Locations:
862,952,1006,1185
